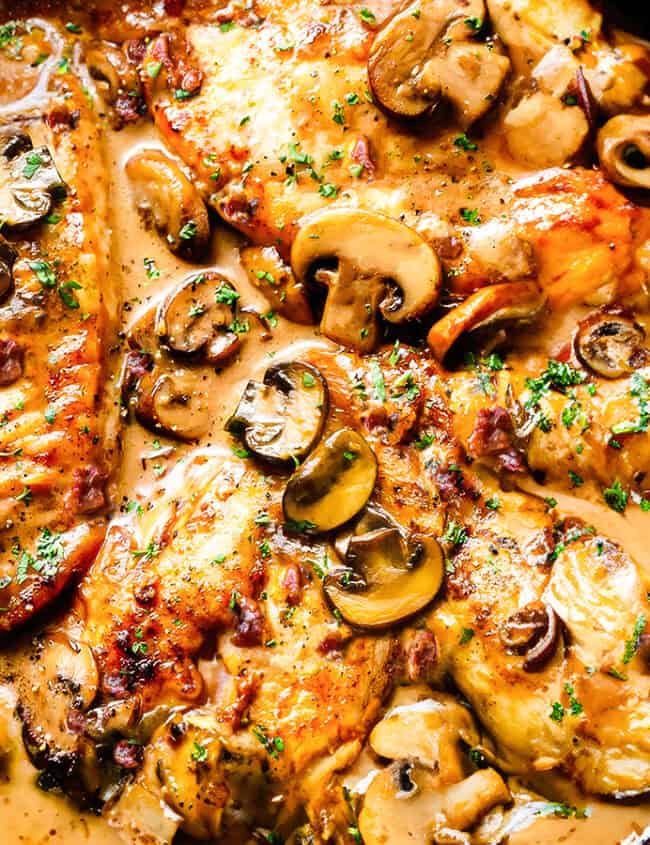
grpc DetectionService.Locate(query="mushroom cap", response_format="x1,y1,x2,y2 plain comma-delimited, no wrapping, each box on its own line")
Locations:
0,135,66,231
291,207,441,336
597,114,650,190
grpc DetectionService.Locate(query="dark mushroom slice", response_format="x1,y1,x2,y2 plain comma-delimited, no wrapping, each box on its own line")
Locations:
0,337,24,386
367,0,509,126
427,281,545,362
324,525,443,629
156,272,242,365
500,603,560,672
598,114,650,190
0,134,66,231
227,361,328,464
135,370,209,442
0,235,16,301
574,308,647,378
283,428,377,531
125,149,210,259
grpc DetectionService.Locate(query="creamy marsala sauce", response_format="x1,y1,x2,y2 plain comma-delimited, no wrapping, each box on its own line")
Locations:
0,20,649,845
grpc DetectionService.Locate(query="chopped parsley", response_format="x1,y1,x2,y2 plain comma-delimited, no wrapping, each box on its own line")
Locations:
453,133,478,151
319,182,338,198
459,627,474,645
622,614,646,664
611,373,649,435
215,283,240,305
549,701,565,722
22,152,44,179
370,360,386,402
30,259,57,289
191,741,208,762
485,496,501,510
143,257,161,279
536,803,590,819
359,7,377,24
525,360,586,408
564,682,583,716
58,279,82,309
460,207,481,225
603,479,628,513
252,725,284,758
179,221,198,240
441,520,467,547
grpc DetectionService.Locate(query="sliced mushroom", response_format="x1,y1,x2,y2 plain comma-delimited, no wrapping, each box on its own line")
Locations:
125,149,210,259
574,308,647,378
359,763,510,845
240,245,314,325
84,697,142,742
368,0,509,126
369,691,479,780
156,272,242,365
500,603,560,672
135,370,209,441
597,114,650,190
427,281,544,361
324,524,443,629
291,208,441,351
18,633,100,796
0,133,66,231
283,428,376,530
227,361,328,464
0,337,24,386
0,235,16,300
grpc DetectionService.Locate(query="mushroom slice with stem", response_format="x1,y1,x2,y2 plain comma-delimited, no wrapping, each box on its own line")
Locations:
135,370,209,442
0,133,66,231
598,114,650,190
324,523,443,629
240,245,314,325
367,0,510,125
125,149,210,259
156,272,242,365
359,763,511,845
500,603,561,672
227,361,328,464
291,207,441,351
283,428,376,531
427,281,544,362
574,307,647,378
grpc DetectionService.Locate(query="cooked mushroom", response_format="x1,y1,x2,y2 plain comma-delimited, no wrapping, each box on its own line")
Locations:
227,361,328,464
283,428,376,530
369,690,479,779
0,133,66,231
0,235,16,300
574,308,647,378
86,42,141,105
156,272,242,365
597,114,650,190
359,764,511,844
125,149,210,259
503,47,591,168
291,208,441,351
135,370,209,441
324,522,443,629
427,281,544,361
367,0,510,126
18,633,100,794
240,245,314,325
500,603,560,672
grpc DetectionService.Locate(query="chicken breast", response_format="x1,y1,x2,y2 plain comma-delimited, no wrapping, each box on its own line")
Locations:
0,32,117,631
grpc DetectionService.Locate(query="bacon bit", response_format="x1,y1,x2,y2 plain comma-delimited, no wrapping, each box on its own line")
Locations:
0,337,23,386
219,189,255,225
114,94,146,126
73,465,108,514
164,0,186,15
405,629,438,683
113,739,143,769
232,596,264,646
302,22,327,46
124,39,147,64
66,708,87,734
134,581,158,606
102,672,129,698
351,136,376,177
433,235,464,261
468,407,526,473
318,632,345,656
434,466,464,501
122,350,153,396
225,675,258,730
282,563,302,606
45,106,80,131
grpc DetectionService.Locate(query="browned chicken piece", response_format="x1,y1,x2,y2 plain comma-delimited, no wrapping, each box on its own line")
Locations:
444,309,650,509
14,345,650,843
0,36,117,631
